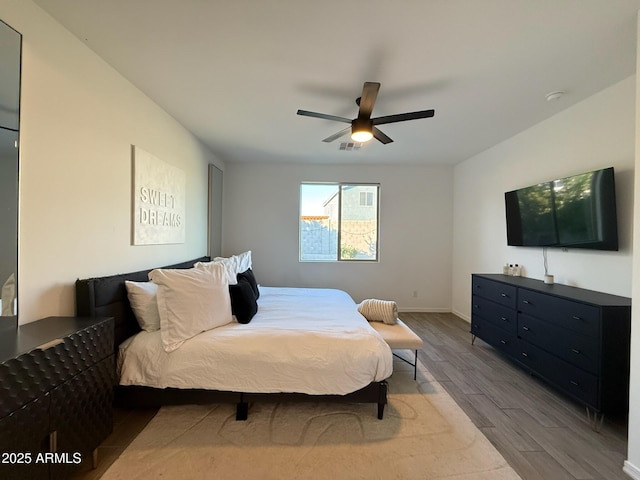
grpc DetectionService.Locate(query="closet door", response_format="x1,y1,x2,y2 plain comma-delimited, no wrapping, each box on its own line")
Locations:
208,164,223,258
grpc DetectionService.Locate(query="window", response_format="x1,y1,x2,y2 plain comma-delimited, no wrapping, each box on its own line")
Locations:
360,191,374,206
299,183,379,261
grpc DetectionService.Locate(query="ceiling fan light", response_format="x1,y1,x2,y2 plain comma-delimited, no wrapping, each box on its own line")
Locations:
351,117,374,142
351,129,373,142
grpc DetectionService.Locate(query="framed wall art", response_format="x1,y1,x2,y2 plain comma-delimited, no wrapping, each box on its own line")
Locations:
132,145,185,245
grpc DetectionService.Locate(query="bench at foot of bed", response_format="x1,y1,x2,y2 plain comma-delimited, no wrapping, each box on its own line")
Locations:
368,319,423,380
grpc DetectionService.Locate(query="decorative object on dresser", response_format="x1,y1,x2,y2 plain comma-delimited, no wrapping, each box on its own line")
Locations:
470,273,631,430
0,316,115,480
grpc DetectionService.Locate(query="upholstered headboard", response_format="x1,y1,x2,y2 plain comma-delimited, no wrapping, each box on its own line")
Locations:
75,257,210,352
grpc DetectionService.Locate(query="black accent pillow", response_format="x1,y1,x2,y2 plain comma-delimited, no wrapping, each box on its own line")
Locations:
237,268,259,299
228,277,258,324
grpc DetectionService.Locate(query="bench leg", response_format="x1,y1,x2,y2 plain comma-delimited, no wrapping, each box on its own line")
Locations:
392,350,419,380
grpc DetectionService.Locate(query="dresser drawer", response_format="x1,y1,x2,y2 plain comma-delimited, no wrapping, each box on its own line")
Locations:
0,317,114,427
471,319,518,357
472,276,517,309
0,348,56,418
51,355,115,478
518,340,599,409
517,289,600,338
472,295,517,333
54,318,114,372
518,313,599,374
0,394,51,480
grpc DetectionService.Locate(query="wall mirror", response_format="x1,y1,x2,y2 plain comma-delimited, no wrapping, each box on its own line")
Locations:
0,19,21,324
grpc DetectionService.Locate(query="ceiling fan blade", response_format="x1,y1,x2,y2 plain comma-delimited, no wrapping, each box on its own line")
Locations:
297,110,352,124
357,82,380,119
372,109,435,125
322,126,351,143
373,127,393,144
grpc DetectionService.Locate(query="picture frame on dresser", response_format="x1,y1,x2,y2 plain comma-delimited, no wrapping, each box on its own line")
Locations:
470,273,631,431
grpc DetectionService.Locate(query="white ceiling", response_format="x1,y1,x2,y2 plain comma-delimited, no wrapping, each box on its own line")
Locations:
33,0,640,165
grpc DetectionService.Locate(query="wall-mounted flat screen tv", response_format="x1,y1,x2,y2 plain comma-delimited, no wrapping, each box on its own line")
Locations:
505,167,618,251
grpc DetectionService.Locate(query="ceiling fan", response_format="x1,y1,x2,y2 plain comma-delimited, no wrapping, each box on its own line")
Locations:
297,81,435,144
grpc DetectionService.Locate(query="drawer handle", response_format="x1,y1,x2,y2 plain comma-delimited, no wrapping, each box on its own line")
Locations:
500,340,507,344
572,315,582,321
473,304,479,309
571,348,581,354
522,300,531,305
501,317,507,322
570,380,579,386
501,293,508,297
521,352,528,358
522,326,530,331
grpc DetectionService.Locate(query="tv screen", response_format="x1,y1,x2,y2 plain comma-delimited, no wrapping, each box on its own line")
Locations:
505,167,618,251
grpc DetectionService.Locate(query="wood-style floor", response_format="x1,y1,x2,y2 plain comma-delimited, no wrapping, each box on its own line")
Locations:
72,312,628,480
402,312,628,480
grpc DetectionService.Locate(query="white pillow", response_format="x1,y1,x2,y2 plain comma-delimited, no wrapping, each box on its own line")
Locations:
125,280,161,332
195,257,238,285
149,265,233,352
235,250,252,273
195,251,252,283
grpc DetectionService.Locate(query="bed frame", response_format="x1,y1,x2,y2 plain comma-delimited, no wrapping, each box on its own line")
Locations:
75,257,388,420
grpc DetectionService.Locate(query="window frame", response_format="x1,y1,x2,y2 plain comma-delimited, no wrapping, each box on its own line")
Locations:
299,182,380,263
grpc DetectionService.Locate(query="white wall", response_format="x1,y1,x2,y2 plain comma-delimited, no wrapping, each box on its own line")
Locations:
223,162,453,310
0,1,224,324
623,12,640,480
452,77,636,320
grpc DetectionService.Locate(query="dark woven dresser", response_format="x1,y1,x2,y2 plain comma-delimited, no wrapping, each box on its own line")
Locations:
0,316,115,479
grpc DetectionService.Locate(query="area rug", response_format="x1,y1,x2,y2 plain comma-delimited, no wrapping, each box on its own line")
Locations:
101,359,521,479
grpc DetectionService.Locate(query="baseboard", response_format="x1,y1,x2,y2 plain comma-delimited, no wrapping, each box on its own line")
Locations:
397,307,450,313
624,460,640,479
395,307,470,321
451,308,470,322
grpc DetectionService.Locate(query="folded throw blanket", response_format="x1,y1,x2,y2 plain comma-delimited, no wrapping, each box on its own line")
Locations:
358,299,398,325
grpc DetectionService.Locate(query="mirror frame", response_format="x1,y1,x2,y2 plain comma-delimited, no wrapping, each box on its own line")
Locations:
0,18,21,326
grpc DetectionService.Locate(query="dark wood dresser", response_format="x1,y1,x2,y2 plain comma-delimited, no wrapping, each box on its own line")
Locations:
0,316,115,479
470,274,631,426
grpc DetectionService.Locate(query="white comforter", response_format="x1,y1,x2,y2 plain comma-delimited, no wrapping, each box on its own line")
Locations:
118,287,393,395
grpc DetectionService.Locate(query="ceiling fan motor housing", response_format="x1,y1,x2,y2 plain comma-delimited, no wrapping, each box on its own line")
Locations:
352,117,373,133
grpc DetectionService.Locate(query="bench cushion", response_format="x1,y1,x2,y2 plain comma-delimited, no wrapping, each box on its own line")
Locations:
369,319,423,350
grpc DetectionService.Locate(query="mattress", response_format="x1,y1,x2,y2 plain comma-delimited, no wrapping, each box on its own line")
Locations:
118,286,393,395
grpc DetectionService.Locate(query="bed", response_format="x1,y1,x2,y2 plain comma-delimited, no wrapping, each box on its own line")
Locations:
75,257,393,420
